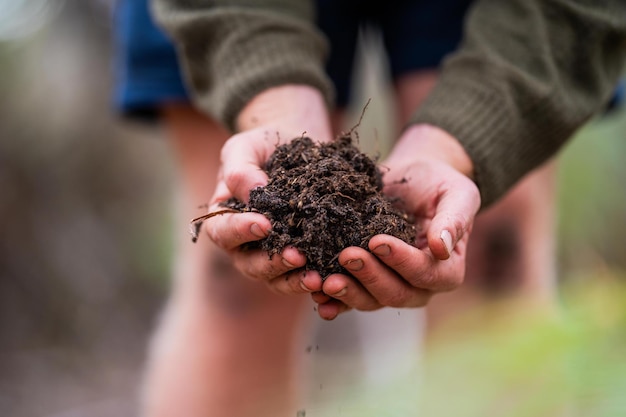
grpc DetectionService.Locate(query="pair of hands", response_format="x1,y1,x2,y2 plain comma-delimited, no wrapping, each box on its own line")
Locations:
203,86,481,320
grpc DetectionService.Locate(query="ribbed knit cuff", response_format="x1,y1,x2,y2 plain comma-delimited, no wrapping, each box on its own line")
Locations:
410,69,574,208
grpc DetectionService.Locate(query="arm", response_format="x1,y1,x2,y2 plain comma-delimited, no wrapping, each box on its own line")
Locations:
316,0,626,319
151,0,333,132
154,0,626,201
411,0,626,207
153,0,338,294
152,0,626,317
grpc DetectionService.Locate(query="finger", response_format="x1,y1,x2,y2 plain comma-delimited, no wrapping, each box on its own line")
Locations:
311,291,331,304
211,177,231,204
426,180,480,260
205,211,271,250
413,216,430,249
317,299,351,321
231,246,307,281
301,273,324,293
369,234,465,293
266,269,323,296
322,272,382,311
220,132,271,203
339,245,433,307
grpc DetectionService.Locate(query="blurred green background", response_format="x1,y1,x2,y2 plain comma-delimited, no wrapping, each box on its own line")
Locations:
0,1,624,416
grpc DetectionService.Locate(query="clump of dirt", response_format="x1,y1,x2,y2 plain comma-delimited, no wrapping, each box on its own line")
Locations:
215,134,416,278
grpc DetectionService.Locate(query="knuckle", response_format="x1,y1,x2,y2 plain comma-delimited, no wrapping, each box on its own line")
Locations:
223,168,247,194
411,292,432,308
452,213,468,239
260,273,290,293
433,267,464,292
288,272,306,294
206,222,226,247
379,289,412,308
442,275,464,292
355,301,382,312
234,258,259,280
235,253,277,282
261,256,293,282
406,271,435,289
209,217,248,250
355,270,379,287
275,281,292,295
266,281,286,295
232,219,249,242
388,252,413,273
220,134,242,161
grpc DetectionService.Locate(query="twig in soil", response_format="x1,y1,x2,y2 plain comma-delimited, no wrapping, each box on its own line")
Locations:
189,209,242,243
345,98,372,141
334,191,355,201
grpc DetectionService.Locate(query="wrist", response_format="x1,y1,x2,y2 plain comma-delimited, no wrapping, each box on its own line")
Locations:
392,124,475,180
236,84,333,142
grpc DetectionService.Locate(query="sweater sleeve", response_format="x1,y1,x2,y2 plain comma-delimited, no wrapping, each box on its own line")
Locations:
151,0,334,132
410,0,626,207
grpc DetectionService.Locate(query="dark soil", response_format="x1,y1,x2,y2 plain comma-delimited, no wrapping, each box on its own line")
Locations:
216,134,416,278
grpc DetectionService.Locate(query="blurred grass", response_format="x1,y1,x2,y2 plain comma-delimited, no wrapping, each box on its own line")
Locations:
557,107,626,273
314,275,626,417
419,276,626,417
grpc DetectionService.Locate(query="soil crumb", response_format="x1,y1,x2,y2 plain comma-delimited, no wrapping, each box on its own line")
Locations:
223,134,415,278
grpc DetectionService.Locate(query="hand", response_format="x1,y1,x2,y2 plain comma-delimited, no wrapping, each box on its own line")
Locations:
202,85,333,294
314,124,481,320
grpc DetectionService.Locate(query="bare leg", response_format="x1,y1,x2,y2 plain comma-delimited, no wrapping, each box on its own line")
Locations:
141,104,311,417
394,71,558,328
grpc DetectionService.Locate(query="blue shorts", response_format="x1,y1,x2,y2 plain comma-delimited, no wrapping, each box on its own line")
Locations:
317,0,472,106
114,0,189,118
113,0,470,118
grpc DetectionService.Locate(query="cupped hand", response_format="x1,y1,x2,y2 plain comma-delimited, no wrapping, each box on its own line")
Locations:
201,85,332,294
314,124,481,320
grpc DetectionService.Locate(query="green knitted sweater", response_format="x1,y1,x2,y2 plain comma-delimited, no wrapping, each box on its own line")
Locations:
152,0,626,206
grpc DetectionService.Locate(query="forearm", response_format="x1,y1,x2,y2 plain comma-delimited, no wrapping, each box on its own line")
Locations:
151,0,334,132
390,124,475,181
411,0,626,207
236,85,332,142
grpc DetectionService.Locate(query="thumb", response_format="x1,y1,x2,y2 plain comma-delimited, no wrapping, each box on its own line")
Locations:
427,182,480,260
219,130,270,203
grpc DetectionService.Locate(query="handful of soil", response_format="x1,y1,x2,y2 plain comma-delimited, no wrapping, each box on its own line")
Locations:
200,134,416,278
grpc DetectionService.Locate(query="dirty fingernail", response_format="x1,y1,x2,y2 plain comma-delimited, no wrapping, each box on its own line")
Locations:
332,287,347,297
344,258,364,271
440,230,453,256
373,244,391,256
282,257,296,269
300,280,311,292
250,223,268,238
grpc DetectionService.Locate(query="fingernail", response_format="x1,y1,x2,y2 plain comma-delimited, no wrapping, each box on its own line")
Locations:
300,280,311,292
372,244,391,256
250,223,268,238
332,287,347,297
282,257,296,268
440,230,453,256
343,258,363,271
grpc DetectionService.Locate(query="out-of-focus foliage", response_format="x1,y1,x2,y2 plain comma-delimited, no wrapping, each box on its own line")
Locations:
557,109,626,273
0,1,173,415
315,276,626,417
419,276,626,417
